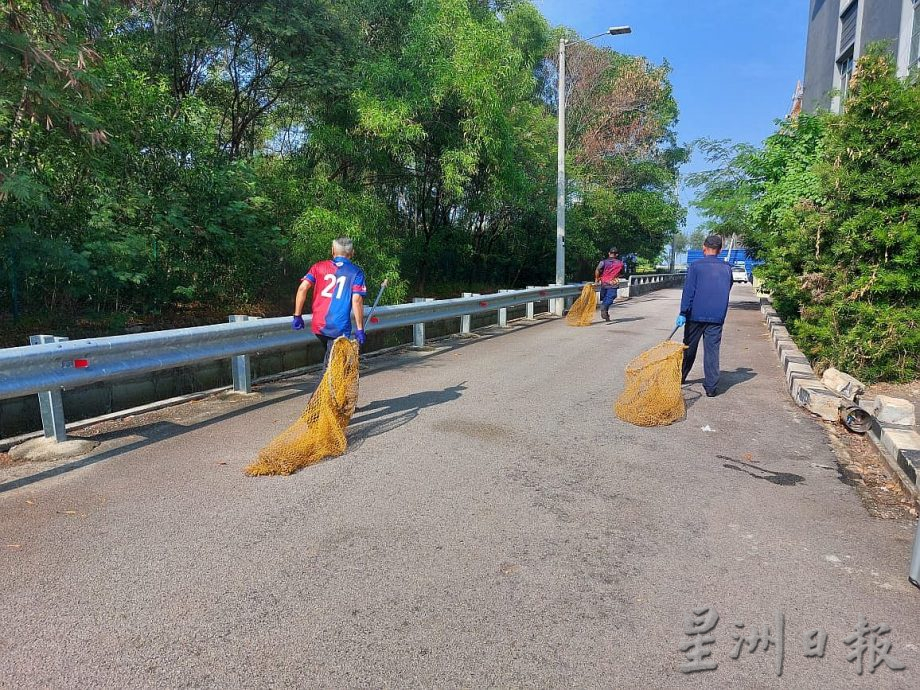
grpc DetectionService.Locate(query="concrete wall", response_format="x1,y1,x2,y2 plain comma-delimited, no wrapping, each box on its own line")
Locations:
860,0,904,53
804,0,842,112
896,0,918,75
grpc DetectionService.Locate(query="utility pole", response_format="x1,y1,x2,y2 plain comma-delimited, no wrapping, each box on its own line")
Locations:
554,26,631,314
669,233,677,273
669,175,680,273
555,36,566,301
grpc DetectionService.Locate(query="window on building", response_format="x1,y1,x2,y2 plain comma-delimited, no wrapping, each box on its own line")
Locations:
839,1,859,53
911,1,920,69
838,53,855,109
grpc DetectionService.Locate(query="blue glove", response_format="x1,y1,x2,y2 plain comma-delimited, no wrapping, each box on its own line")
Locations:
291,315,305,331
355,329,366,346
676,314,686,328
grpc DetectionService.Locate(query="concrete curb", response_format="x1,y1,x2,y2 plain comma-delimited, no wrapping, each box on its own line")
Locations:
759,296,841,422
870,418,920,494
759,295,920,498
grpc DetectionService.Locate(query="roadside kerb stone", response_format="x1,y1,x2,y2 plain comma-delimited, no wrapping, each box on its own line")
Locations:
793,380,845,421
780,348,808,370
870,421,920,490
771,326,791,347
873,395,917,427
822,367,866,402
759,294,920,499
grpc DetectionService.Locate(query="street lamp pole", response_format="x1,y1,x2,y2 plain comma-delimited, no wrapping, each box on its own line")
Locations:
555,36,566,293
554,26,631,313
670,175,680,273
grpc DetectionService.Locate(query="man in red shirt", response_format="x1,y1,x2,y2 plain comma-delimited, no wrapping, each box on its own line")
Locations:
594,247,624,322
291,237,367,368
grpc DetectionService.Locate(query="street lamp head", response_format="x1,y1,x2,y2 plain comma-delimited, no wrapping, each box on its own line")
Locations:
608,26,632,36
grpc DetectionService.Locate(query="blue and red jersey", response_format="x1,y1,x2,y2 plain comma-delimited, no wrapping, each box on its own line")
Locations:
303,257,367,337
596,258,624,285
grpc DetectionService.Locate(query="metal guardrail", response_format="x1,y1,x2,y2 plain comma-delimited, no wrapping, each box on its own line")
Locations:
626,272,685,298
627,272,684,288
0,284,584,441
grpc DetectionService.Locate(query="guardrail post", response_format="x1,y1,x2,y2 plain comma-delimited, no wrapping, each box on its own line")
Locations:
229,315,260,393
413,298,433,346
564,293,575,311
29,334,69,442
460,293,474,334
550,284,564,316
498,289,513,327
525,286,536,320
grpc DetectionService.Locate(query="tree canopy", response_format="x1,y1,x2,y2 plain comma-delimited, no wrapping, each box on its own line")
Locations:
1,0,685,338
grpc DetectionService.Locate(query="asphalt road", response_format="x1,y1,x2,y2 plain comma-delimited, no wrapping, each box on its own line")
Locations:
1,287,918,688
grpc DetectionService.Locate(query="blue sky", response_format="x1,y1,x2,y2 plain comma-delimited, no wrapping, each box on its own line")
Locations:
535,0,808,236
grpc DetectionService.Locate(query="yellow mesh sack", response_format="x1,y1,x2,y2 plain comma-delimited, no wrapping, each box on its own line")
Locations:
614,340,687,426
566,284,598,327
246,336,360,476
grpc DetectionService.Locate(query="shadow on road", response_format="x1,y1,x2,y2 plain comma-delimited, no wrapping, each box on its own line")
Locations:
718,455,805,486
730,300,763,311
606,316,644,325
684,367,756,393
357,318,554,377
0,387,310,494
348,383,467,448
682,388,703,413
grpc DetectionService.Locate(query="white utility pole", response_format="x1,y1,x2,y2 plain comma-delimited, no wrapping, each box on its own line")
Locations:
555,36,566,297
554,26,631,314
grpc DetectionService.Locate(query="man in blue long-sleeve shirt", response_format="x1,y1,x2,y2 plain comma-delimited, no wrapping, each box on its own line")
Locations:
675,235,733,397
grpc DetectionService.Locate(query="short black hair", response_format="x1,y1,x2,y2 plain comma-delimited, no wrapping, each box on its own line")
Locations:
608,247,618,255
703,235,723,251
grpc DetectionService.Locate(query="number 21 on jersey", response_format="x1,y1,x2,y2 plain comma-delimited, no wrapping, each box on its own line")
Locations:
321,274,346,299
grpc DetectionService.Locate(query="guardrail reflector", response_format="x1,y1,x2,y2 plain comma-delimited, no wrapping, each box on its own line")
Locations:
479,301,488,307
74,359,89,368
370,317,379,324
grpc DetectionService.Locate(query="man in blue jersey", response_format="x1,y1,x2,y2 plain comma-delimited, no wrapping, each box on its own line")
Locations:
676,234,733,397
291,237,367,368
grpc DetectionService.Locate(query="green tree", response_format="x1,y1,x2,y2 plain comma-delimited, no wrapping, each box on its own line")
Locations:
562,44,687,278
687,49,918,381
686,228,707,250
790,50,919,380
0,0,689,343
686,139,759,240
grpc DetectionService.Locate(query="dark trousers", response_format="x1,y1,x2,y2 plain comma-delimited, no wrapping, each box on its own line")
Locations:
316,334,336,370
600,286,617,311
681,321,724,394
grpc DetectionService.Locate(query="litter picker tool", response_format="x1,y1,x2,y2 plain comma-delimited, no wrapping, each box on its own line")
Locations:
363,278,389,332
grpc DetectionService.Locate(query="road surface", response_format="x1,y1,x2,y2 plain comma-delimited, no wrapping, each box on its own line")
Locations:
1,287,918,687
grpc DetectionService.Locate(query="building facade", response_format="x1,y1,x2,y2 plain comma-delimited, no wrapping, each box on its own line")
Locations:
803,0,920,112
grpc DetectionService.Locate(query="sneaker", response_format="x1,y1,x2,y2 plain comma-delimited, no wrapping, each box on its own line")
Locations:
705,390,717,398
601,310,610,321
